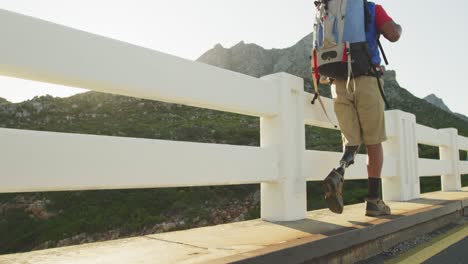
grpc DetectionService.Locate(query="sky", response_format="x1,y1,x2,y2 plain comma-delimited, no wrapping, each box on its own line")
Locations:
0,0,467,116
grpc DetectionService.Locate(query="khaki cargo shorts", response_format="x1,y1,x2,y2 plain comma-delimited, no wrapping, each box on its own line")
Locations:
331,75,387,146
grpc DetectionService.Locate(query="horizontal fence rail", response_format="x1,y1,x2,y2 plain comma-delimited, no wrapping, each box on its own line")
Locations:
0,9,278,118
415,124,451,147
460,161,468,174
418,159,452,177
0,128,278,193
459,136,468,151
0,9,466,222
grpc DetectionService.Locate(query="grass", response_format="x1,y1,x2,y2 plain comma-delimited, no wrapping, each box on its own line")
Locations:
462,175,468,187
0,185,257,254
420,177,442,193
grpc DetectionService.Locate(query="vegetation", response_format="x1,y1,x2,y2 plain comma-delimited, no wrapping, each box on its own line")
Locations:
0,185,257,253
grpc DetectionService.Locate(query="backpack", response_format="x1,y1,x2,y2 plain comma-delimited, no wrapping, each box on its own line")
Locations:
312,0,372,80
310,0,390,113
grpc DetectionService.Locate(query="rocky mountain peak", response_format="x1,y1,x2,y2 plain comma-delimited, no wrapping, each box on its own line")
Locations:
423,94,452,113
422,94,468,122
198,40,275,78
234,40,245,46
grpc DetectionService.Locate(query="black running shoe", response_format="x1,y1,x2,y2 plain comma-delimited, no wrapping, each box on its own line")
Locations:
323,168,344,214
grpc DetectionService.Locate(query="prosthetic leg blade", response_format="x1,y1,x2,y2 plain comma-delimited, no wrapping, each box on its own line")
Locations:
340,145,360,168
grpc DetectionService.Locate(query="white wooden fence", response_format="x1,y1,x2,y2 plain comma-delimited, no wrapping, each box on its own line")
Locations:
0,9,466,221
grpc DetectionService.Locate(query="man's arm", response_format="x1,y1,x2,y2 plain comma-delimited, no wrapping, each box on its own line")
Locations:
379,21,402,42
375,5,402,42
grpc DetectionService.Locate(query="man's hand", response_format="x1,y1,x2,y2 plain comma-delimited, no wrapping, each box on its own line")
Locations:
379,21,402,42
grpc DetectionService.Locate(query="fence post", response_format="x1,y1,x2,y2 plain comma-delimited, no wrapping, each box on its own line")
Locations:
260,72,306,221
382,110,420,201
439,128,461,191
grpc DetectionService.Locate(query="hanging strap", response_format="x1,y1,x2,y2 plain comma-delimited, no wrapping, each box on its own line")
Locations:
363,0,371,32
371,64,390,109
311,49,338,128
346,42,352,90
344,42,356,93
311,48,320,104
362,46,390,109
377,39,389,65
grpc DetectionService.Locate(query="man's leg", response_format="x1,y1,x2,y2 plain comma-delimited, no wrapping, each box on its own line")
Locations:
367,143,383,179
365,143,390,216
367,143,383,199
354,76,390,216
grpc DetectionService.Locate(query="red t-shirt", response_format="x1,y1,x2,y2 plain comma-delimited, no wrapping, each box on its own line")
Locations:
375,5,393,29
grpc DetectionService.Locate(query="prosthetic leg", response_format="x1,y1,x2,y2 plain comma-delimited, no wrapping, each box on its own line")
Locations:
323,145,360,214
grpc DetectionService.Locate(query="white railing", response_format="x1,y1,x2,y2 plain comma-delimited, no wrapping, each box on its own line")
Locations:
0,9,466,222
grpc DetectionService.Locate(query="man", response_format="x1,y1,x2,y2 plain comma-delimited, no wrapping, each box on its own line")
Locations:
323,2,402,216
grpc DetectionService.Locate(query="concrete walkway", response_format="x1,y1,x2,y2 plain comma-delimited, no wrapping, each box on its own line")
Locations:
1,188,467,264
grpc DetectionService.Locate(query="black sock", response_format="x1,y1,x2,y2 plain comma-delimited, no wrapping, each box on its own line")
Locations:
368,178,381,199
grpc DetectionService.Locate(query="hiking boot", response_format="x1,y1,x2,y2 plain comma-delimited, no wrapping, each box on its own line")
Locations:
323,168,344,214
365,197,391,217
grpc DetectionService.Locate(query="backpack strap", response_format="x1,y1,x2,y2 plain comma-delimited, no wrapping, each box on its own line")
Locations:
364,0,371,32
364,0,390,108
311,48,338,128
361,45,390,109
345,41,356,93
372,64,390,109
377,39,389,65
337,0,347,44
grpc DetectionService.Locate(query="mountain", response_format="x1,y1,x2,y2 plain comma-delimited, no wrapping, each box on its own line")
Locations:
198,34,468,135
198,34,318,95
423,94,451,113
1,33,467,254
423,94,468,122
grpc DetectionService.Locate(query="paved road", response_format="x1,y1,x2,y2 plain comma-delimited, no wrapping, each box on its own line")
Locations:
360,217,468,264
424,237,468,264
391,221,468,264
